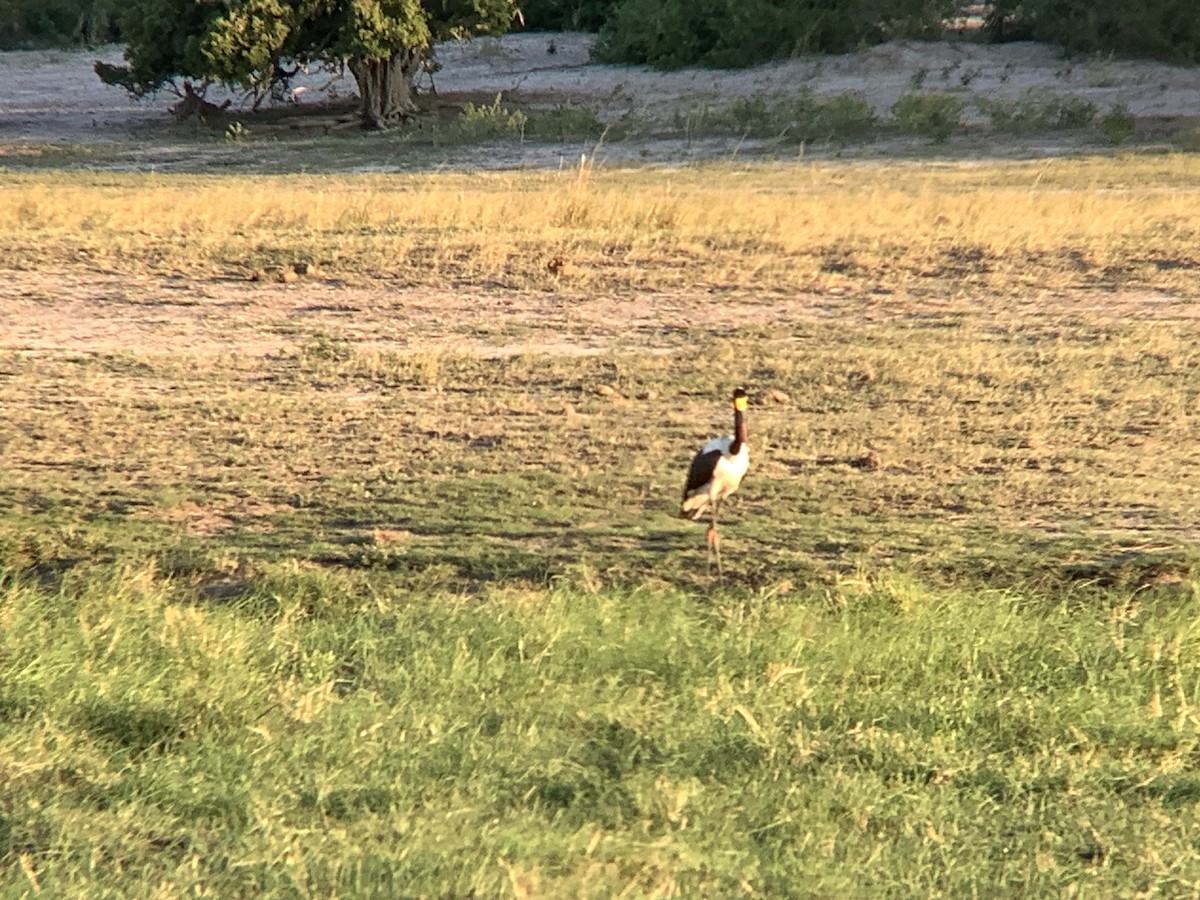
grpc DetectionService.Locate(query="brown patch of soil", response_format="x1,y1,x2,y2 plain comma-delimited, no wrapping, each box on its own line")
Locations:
0,267,1195,360
140,498,284,536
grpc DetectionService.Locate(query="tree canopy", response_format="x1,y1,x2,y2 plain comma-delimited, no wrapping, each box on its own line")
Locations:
987,0,1200,64
96,0,519,127
0,0,116,47
591,0,956,69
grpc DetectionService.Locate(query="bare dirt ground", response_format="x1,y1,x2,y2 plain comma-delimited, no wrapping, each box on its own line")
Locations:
2,33,1200,358
3,269,800,358
3,268,1196,360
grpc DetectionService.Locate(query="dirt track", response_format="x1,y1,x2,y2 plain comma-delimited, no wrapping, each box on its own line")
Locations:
2,266,1196,360
0,267,839,357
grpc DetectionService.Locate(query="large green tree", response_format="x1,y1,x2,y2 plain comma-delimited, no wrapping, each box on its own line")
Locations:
591,0,956,70
0,0,117,47
96,0,519,128
987,0,1200,63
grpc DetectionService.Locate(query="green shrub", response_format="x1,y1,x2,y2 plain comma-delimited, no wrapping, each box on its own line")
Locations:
224,120,249,143
980,88,1097,133
676,90,876,144
515,0,616,31
986,0,1200,64
1098,105,1136,146
891,92,964,144
455,95,529,142
523,105,606,141
593,0,956,70
818,91,877,141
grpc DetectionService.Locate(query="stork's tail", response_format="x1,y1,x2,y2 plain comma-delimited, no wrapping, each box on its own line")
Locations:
679,491,710,520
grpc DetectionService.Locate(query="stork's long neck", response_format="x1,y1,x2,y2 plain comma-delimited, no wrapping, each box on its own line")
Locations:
731,407,747,454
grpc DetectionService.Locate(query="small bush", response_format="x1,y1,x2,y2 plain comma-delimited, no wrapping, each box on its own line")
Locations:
523,106,606,141
981,89,1097,133
224,121,249,143
818,92,877,141
1172,122,1200,152
891,92,964,144
456,95,529,142
676,90,876,144
1098,105,1136,146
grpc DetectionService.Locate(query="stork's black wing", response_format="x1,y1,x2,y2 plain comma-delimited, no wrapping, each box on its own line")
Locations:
683,448,723,498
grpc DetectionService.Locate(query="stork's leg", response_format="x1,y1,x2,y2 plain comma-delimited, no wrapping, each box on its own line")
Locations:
707,501,723,579
705,524,718,575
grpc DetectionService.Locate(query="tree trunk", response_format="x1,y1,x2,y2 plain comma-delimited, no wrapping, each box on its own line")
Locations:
171,81,231,124
348,50,421,130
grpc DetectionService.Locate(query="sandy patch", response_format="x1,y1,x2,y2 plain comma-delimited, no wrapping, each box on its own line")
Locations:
0,266,1195,360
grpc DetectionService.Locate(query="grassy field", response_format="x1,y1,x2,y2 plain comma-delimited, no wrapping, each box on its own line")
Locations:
5,155,1200,297
3,156,1200,896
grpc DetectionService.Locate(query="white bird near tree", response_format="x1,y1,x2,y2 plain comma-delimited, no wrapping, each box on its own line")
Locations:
680,387,750,576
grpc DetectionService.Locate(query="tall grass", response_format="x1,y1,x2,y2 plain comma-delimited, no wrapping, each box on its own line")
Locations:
3,566,1199,896
2,157,1200,295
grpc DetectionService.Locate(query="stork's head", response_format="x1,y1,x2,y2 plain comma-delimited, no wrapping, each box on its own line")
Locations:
732,387,749,411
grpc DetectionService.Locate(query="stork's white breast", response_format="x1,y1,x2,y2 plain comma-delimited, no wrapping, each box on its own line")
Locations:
710,440,749,499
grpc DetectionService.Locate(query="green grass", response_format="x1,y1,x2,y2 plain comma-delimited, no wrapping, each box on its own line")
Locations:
5,158,1200,894
3,568,1199,896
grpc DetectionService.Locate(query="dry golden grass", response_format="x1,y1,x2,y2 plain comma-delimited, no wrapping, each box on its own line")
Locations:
2,155,1200,296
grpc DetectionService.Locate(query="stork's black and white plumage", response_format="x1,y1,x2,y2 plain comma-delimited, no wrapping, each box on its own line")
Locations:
680,388,750,576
